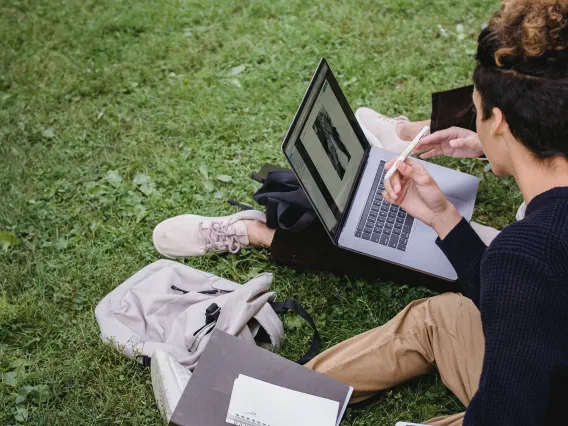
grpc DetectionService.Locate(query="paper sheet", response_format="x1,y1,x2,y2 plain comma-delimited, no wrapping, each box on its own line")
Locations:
226,375,340,426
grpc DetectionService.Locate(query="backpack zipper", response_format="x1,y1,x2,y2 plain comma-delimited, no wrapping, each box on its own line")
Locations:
170,285,234,295
170,285,189,294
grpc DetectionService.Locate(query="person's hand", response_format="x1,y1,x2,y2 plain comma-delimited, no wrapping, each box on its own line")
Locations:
414,127,484,159
383,158,462,239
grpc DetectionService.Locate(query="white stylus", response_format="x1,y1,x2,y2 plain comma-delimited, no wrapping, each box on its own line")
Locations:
384,125,430,181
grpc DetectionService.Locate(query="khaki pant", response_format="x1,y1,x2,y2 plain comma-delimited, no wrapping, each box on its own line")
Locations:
306,293,484,426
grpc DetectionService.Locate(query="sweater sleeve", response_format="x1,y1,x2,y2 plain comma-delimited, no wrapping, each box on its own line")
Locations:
464,250,556,426
436,218,487,305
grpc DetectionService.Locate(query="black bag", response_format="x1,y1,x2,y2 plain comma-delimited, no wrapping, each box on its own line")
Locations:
227,164,317,232
252,170,316,232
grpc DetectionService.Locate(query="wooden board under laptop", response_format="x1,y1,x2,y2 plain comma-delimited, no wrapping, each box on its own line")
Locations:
169,330,353,426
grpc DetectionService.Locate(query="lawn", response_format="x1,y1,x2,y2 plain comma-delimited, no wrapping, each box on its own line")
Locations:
0,0,522,424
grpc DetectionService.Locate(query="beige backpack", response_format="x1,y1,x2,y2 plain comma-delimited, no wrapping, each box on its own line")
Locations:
95,260,319,369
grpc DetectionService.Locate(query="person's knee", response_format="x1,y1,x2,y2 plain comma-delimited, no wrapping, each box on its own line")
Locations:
429,292,462,305
424,292,464,323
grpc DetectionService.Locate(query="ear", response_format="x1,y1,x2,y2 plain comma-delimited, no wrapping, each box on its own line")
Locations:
491,107,508,136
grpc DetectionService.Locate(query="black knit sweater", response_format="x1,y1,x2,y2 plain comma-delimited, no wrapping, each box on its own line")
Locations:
437,187,568,426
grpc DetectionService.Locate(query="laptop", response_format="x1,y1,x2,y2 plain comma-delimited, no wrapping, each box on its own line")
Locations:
281,58,479,281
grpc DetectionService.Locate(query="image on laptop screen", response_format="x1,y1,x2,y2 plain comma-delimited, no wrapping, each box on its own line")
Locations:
286,79,365,233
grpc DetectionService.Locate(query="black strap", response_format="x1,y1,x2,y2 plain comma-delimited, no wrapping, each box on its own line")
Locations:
250,172,265,184
227,199,254,211
269,299,320,365
136,355,152,368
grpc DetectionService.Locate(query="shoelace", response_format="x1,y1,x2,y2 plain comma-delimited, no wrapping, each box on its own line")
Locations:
199,220,243,254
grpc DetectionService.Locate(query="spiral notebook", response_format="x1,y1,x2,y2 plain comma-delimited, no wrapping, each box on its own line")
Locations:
226,375,339,426
169,330,353,426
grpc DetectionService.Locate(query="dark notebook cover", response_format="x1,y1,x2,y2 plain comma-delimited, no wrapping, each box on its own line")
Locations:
169,330,352,426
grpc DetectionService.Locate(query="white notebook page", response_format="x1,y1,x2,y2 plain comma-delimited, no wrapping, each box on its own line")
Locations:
226,375,339,426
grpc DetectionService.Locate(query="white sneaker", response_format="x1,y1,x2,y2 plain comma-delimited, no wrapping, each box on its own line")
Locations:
151,350,192,421
355,107,410,153
153,210,266,258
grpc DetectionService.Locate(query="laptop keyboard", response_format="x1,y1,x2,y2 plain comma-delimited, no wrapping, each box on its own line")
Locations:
355,160,414,251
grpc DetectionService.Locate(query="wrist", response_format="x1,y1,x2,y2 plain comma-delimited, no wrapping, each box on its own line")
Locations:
431,202,462,240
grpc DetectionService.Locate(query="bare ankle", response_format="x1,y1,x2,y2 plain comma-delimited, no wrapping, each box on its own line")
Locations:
397,120,431,141
243,220,275,248
396,122,413,141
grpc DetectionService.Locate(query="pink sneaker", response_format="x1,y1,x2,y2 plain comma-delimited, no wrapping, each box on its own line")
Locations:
153,210,266,258
355,107,410,154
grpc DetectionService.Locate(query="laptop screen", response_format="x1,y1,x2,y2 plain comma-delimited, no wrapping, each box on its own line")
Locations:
283,60,368,236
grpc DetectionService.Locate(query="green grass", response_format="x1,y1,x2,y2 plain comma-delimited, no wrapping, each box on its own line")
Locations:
0,0,522,424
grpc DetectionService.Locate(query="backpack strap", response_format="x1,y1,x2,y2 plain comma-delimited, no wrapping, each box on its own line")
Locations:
136,355,152,368
269,299,320,365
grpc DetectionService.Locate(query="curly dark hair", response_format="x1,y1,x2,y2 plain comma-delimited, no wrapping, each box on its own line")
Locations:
473,0,568,159
494,0,567,65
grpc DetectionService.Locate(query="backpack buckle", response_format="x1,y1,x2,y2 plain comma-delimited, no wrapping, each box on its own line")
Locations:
205,303,221,325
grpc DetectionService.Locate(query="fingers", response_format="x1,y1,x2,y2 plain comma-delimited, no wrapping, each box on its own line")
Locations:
418,137,477,159
390,164,402,193
385,173,412,205
419,149,441,159
383,189,396,205
384,159,402,202
414,128,452,152
396,159,432,186
384,178,396,203
384,157,398,202
449,138,472,149
383,181,401,204
384,157,402,193
385,157,397,170
414,141,438,154
384,170,399,202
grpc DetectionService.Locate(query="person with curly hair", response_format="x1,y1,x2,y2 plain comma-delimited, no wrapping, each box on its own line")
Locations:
306,1,568,425
152,1,567,424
